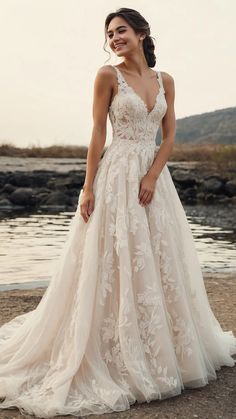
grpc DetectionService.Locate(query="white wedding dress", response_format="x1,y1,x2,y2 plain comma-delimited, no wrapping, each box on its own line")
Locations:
0,65,236,418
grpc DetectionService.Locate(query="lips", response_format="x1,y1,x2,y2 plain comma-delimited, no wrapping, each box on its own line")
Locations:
114,43,126,50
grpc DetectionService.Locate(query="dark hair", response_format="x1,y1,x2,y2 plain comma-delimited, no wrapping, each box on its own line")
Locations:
104,8,156,68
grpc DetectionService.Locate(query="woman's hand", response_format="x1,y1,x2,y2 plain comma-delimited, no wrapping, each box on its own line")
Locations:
80,190,95,223
138,173,156,206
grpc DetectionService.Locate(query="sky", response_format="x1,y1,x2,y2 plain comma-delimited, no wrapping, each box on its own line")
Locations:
0,0,235,148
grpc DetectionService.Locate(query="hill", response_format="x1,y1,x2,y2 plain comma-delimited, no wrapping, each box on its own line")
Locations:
156,106,236,145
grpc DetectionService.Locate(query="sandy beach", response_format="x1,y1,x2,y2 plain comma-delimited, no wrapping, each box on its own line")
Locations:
0,272,235,419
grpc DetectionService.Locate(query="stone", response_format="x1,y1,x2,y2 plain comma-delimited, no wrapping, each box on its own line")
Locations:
9,187,34,206
41,191,71,206
184,187,197,198
7,173,32,187
202,178,223,194
172,169,196,187
204,193,218,203
2,183,16,194
31,172,52,187
0,198,13,208
196,192,205,200
218,196,232,204
225,179,236,196
229,196,236,205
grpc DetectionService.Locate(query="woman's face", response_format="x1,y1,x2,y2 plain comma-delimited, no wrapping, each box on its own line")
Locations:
106,16,142,57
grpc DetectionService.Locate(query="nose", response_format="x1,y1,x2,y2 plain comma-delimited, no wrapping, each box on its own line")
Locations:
113,32,121,44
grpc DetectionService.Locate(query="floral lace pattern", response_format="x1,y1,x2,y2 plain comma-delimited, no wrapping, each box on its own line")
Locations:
109,66,167,146
0,64,236,417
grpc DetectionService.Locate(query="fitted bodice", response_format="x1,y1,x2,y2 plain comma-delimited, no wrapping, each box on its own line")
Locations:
109,66,167,146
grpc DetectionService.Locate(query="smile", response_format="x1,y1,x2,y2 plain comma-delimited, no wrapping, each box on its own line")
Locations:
114,43,126,50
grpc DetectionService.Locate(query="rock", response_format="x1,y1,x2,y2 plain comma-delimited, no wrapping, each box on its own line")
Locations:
184,187,197,198
204,193,218,203
66,174,84,188
46,176,58,189
218,196,232,205
202,177,224,194
36,192,50,201
229,196,236,205
197,192,218,203
41,191,71,207
182,187,197,204
225,179,236,196
0,174,5,188
36,187,51,194
31,172,52,187
47,175,84,190
66,188,79,197
33,188,51,204
1,183,16,194
47,177,69,191
9,187,34,206
71,196,80,207
172,169,196,187
0,166,232,210
204,174,226,182
196,192,205,201
0,198,13,208
7,173,32,187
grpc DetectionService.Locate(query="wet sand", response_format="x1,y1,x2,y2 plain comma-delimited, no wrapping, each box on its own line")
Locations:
0,272,235,419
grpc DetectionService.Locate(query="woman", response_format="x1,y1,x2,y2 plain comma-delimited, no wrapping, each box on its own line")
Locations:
0,7,236,418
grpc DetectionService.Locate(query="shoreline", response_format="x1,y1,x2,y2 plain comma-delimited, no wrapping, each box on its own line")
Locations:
0,272,235,418
0,160,236,213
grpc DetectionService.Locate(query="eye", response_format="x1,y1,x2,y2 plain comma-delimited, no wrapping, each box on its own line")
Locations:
108,29,126,39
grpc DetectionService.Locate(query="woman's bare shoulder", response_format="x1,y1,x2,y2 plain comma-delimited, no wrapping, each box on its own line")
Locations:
160,71,175,94
161,71,175,83
93,66,116,92
93,65,116,95
95,65,116,79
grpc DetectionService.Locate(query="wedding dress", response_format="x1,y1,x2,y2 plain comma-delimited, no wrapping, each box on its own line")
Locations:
0,65,236,418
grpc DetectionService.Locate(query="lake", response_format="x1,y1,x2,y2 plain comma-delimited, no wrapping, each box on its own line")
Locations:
0,205,235,292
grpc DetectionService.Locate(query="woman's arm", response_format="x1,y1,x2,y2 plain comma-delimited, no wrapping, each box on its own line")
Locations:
147,72,176,181
82,66,114,192
80,66,114,223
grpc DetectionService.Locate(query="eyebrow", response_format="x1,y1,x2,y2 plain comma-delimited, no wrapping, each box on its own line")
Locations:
107,25,127,34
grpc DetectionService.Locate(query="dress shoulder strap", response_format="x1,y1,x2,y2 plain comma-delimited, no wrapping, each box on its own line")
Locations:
111,65,127,91
112,65,165,94
157,71,165,94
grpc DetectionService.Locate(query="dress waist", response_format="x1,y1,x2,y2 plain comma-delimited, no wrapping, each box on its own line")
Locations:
110,137,160,151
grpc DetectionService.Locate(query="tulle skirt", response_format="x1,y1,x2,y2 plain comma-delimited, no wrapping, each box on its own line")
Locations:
0,142,236,417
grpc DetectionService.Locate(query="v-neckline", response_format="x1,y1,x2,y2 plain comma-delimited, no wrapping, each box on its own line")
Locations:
115,66,161,116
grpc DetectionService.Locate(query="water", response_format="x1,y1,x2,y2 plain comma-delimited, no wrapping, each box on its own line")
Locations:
0,205,235,292
0,156,197,173
0,156,87,173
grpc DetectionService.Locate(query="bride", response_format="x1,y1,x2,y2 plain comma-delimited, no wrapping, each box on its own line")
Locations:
0,7,236,418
